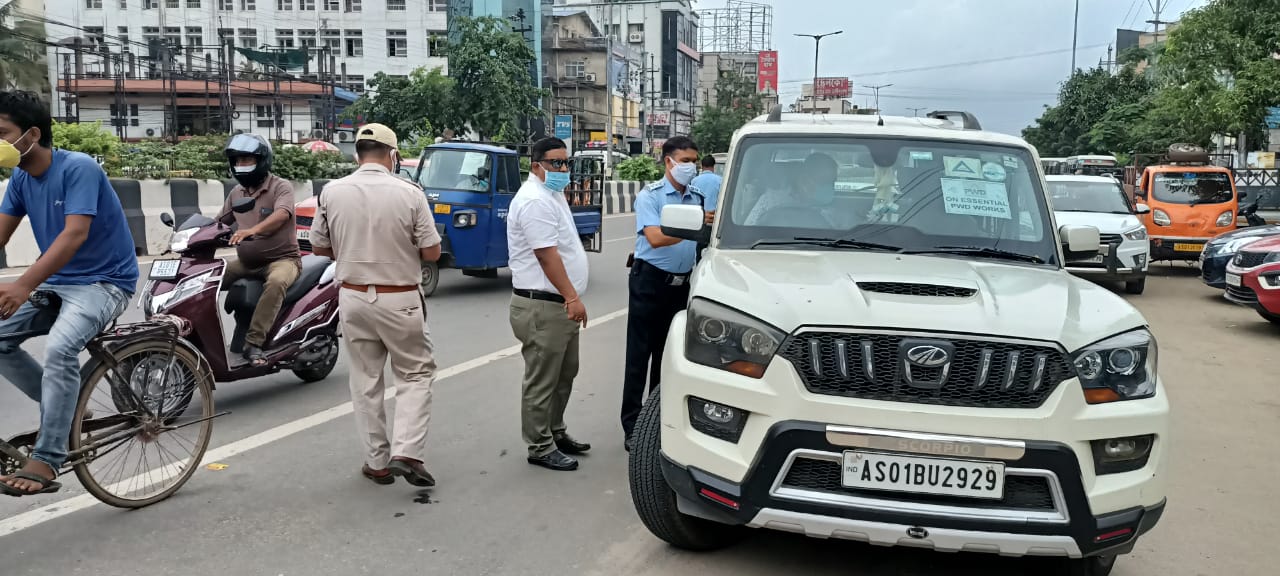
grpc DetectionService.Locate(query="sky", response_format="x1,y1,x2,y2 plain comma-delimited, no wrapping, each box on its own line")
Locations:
695,0,1209,136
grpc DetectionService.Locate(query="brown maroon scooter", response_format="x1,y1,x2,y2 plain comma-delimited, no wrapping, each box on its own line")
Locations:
141,198,341,384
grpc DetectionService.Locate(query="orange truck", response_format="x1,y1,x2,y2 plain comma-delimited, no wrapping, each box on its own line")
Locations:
1129,144,1241,262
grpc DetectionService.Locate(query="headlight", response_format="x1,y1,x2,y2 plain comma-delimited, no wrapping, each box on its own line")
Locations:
1152,209,1171,226
685,298,785,379
1072,329,1157,404
453,211,477,228
169,229,197,252
148,270,214,314
1216,210,1235,227
1122,226,1147,241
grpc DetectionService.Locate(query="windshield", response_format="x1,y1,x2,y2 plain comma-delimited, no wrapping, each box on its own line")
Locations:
1151,171,1233,205
718,137,1057,265
417,149,492,193
1047,180,1131,214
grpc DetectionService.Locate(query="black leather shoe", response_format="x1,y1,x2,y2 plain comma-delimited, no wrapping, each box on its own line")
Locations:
555,434,591,455
527,450,579,471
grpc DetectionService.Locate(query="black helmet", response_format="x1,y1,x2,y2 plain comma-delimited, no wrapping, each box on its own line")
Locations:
224,133,274,188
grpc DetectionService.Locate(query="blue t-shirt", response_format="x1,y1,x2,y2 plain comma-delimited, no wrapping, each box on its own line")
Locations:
689,171,723,211
634,177,702,274
1,149,139,294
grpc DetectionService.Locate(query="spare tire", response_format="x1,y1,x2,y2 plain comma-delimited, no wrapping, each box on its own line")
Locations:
1168,143,1209,164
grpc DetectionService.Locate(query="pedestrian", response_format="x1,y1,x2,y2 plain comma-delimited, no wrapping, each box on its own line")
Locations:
621,136,713,452
308,123,444,488
689,154,723,212
507,136,592,471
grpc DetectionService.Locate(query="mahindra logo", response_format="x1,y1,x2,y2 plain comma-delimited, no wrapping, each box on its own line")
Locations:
906,345,949,367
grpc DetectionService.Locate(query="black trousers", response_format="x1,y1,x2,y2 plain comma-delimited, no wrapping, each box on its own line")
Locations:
621,259,691,437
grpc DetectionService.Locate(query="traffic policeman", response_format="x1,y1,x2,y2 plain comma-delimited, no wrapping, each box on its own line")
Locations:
621,135,712,451
309,123,444,488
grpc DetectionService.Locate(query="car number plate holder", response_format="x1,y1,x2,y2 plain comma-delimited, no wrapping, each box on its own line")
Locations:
150,259,181,280
841,450,1005,501
1226,272,1242,287
1173,243,1203,253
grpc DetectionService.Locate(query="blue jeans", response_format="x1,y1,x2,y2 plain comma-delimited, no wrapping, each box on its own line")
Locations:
0,282,130,470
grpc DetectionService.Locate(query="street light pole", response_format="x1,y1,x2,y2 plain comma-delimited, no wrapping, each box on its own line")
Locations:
1071,0,1080,72
795,31,843,114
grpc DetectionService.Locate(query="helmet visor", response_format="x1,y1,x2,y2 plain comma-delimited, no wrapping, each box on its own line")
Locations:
226,134,269,157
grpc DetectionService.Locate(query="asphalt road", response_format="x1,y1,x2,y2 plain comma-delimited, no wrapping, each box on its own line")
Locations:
0,216,1274,576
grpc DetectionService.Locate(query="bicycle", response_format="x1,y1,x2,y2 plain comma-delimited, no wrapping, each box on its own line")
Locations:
0,290,223,509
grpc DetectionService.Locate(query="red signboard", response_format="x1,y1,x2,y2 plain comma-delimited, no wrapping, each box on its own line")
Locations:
814,77,852,99
757,50,778,93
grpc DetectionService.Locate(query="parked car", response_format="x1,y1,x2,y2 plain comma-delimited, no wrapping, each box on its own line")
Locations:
1224,235,1280,324
1047,175,1151,294
1199,224,1280,289
628,108,1166,576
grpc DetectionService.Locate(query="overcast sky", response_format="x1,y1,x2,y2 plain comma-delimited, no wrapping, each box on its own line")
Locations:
695,0,1208,135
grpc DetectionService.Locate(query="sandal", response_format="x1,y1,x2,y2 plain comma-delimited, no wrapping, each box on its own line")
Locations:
244,345,268,368
362,465,394,486
388,457,436,487
0,470,62,497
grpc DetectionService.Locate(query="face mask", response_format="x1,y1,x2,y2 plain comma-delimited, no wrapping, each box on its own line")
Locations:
233,165,256,174
669,160,698,186
0,131,34,169
543,171,571,192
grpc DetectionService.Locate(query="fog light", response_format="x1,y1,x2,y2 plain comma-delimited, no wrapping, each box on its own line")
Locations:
688,397,749,443
1134,254,1148,269
1090,435,1154,475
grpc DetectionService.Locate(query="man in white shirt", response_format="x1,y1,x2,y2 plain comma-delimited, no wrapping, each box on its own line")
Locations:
507,137,591,472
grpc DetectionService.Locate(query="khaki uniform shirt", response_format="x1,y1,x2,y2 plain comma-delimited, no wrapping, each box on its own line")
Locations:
220,174,300,269
309,163,441,286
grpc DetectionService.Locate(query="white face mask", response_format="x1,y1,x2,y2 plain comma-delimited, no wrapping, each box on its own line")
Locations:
669,159,698,186
234,165,256,174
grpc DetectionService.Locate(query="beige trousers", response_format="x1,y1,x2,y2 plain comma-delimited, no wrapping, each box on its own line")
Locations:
509,295,581,457
339,287,437,468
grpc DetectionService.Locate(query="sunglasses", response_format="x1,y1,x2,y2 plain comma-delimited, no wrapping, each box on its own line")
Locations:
539,159,570,169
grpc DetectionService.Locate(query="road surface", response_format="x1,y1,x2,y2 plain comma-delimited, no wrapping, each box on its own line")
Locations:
0,214,1273,575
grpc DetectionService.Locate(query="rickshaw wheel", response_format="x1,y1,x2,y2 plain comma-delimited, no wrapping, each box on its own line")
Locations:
421,261,439,297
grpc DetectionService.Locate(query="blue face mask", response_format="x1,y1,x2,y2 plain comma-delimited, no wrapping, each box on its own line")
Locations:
543,171,571,192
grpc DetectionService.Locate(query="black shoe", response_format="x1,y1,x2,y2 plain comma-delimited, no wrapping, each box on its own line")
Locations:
527,450,579,471
555,434,592,455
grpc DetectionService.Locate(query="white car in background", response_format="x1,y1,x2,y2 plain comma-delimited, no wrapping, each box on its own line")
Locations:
1047,175,1151,295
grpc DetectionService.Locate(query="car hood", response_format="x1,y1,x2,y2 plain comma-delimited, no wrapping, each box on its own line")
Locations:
1053,211,1142,234
1208,224,1280,246
692,249,1147,352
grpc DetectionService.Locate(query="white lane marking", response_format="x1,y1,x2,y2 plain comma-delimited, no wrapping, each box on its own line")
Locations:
606,237,635,244
0,307,629,537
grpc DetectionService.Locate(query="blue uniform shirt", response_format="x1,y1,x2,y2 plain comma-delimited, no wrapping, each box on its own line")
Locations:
689,171,722,211
1,149,139,294
634,177,703,274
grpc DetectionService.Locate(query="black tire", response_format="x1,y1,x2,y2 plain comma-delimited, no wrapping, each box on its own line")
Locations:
1062,555,1116,576
293,337,340,383
627,389,745,551
71,341,214,509
421,261,439,297
1124,277,1146,295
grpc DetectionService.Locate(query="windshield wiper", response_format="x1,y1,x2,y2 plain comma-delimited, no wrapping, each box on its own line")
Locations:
751,236,903,252
903,246,1046,264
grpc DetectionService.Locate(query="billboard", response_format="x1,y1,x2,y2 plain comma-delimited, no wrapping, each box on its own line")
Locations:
814,77,852,99
757,50,778,93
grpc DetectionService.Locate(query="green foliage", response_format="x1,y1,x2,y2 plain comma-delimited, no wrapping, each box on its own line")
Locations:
0,11,49,92
270,146,351,181
690,71,764,154
345,68,458,141
1022,68,1155,157
52,121,120,158
448,16,548,141
616,156,663,182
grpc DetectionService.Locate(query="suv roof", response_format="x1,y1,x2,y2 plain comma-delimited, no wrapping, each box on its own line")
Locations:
736,110,1031,151
1046,175,1122,184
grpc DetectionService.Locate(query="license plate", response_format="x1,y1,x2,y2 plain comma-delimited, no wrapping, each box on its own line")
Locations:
150,259,180,280
434,203,452,215
841,451,1005,500
296,229,310,241
1227,272,1241,287
1174,243,1203,252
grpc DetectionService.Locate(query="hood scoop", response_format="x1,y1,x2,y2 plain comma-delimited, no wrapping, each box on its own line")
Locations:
855,281,977,298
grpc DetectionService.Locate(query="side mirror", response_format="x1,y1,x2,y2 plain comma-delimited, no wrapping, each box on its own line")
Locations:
1060,224,1101,259
231,197,257,214
660,204,707,242
160,212,174,227
397,167,415,179
1135,203,1151,215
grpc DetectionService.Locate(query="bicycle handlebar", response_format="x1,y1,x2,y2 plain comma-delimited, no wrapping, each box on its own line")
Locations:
29,290,61,310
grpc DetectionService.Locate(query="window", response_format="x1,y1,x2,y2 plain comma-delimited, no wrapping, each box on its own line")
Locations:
345,30,362,57
142,26,160,45
145,0,158,8
565,60,585,78
278,0,292,9
298,29,317,49
218,28,234,46
86,0,103,8
324,0,339,9
110,104,140,127
418,149,493,193
256,104,282,128
300,0,315,10
219,0,233,8
322,29,341,51
166,0,178,8
1150,172,1234,206
239,29,258,49
118,26,130,50
186,27,202,48
387,0,404,10
345,74,364,92
241,0,255,9
84,27,105,49
119,0,127,8
496,155,521,194
276,29,295,48
186,0,201,7
164,26,181,47
345,0,360,12
427,32,447,57
428,0,445,10
386,29,406,57
1046,180,1133,214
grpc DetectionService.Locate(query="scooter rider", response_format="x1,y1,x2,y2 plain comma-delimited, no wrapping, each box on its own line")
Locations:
217,134,301,367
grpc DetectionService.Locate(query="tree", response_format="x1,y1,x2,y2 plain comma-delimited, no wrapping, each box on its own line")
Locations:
690,70,764,154
447,16,547,141
1021,67,1155,157
344,67,460,141
0,10,49,92
52,121,120,159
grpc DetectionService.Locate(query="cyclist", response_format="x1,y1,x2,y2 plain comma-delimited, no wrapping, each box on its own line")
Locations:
0,91,138,497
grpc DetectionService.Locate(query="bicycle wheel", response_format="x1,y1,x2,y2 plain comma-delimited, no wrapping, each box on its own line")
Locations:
70,340,214,509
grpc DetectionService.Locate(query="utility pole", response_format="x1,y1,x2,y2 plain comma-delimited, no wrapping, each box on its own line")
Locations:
907,107,926,117
604,0,615,176
794,30,843,115
1147,0,1170,63
865,83,892,113
1071,0,1079,72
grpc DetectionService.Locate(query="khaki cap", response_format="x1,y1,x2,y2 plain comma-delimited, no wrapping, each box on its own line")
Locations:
355,123,398,149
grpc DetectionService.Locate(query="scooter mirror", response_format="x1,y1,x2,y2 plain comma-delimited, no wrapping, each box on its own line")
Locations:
160,212,174,227
232,197,257,214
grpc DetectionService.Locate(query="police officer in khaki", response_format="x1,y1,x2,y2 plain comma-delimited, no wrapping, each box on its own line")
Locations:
309,123,443,488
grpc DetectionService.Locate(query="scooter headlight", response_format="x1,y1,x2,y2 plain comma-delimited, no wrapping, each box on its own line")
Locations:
169,229,197,252
149,271,215,314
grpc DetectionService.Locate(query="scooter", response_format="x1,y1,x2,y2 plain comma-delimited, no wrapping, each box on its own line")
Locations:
1241,201,1268,227
141,197,342,385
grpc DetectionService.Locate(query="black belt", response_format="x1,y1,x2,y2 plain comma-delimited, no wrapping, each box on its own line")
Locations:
635,259,691,287
513,289,565,304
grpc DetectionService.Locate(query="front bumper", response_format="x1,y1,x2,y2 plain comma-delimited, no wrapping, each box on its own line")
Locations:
1064,239,1148,281
661,423,1166,559
1225,263,1280,314
1150,237,1207,261
1200,253,1232,288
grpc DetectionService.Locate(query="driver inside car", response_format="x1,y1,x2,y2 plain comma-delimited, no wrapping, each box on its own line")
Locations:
744,152,842,228
217,134,301,367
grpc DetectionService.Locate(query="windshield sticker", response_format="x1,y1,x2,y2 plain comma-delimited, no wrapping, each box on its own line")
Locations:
982,162,1007,182
1003,156,1019,168
943,157,983,179
941,178,1013,220
909,151,935,165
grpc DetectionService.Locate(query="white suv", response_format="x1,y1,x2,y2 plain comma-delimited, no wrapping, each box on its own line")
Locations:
1046,175,1152,294
627,110,1168,576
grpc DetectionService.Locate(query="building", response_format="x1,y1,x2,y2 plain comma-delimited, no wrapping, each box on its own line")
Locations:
40,0,448,142
697,51,778,116
695,1,775,115
1115,22,1180,75
547,8,641,152
791,83,853,115
557,0,700,147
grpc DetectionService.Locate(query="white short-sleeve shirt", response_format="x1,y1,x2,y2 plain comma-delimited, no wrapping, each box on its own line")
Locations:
506,175,589,296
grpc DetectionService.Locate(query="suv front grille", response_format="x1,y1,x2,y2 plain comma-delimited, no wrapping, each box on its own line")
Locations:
1098,233,1123,244
1234,251,1268,268
778,331,1073,408
856,282,976,298
780,456,1057,512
